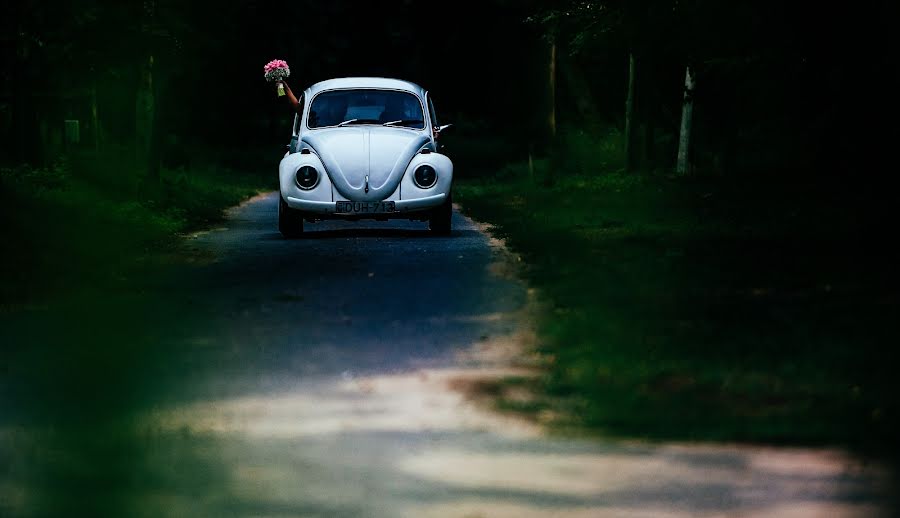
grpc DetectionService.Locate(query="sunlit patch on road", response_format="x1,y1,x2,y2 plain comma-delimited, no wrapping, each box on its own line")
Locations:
146,367,541,439
134,359,892,518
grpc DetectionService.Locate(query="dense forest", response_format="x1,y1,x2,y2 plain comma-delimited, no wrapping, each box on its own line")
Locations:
3,0,896,179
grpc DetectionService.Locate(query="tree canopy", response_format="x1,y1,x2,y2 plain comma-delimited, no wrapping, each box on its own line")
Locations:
2,0,896,176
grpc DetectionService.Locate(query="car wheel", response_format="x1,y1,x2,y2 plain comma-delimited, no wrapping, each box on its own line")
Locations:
429,192,452,235
278,195,304,238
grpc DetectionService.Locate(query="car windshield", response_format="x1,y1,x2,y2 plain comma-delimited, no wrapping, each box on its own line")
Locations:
307,89,425,129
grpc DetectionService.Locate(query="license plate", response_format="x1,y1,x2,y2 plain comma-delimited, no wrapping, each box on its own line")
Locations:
335,201,396,214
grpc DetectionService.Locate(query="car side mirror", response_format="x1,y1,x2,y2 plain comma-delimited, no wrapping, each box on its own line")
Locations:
436,124,453,134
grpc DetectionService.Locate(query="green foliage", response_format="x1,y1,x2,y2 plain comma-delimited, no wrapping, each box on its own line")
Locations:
0,155,269,304
464,126,627,185
553,126,626,174
456,172,898,453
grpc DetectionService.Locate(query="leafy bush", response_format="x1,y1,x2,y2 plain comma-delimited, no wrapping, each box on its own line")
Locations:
551,125,626,175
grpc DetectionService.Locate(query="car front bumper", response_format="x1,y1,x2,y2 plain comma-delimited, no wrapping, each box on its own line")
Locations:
285,193,447,216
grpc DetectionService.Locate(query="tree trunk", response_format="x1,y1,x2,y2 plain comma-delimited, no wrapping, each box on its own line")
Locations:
641,66,656,167
624,52,637,172
135,54,161,181
136,0,160,182
676,65,695,176
528,143,535,181
90,75,101,154
543,35,557,187
135,54,154,169
559,53,598,126
12,30,38,163
548,39,557,139
147,85,161,181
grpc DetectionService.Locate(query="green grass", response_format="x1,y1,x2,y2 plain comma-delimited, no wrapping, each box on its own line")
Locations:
0,152,272,305
456,165,898,455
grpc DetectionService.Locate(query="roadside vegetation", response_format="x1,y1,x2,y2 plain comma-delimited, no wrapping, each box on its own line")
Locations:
0,149,270,306
455,129,897,457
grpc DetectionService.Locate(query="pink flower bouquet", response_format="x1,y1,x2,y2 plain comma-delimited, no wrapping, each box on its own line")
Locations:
264,59,290,97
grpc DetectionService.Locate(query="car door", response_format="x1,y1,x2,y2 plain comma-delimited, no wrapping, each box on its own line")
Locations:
426,93,440,149
288,94,306,154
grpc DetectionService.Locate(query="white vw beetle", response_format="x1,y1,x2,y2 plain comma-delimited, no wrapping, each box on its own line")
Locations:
278,77,453,237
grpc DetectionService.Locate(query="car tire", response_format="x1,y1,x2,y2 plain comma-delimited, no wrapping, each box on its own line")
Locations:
429,192,452,235
278,195,304,238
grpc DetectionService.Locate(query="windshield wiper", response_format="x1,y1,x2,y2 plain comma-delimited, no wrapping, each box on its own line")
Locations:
383,119,424,127
337,119,359,127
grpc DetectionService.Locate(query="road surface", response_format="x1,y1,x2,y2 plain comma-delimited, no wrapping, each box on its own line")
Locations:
0,192,893,517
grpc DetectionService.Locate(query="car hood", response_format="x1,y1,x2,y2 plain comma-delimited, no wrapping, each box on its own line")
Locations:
301,127,429,201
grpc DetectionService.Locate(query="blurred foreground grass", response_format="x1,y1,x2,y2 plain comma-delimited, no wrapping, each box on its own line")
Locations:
456,166,898,456
0,152,274,516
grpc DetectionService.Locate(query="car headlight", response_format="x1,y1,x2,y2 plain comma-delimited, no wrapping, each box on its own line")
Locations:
413,165,437,188
295,166,319,190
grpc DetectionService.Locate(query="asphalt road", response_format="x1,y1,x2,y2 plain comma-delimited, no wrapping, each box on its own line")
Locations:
165,192,528,397
0,192,893,517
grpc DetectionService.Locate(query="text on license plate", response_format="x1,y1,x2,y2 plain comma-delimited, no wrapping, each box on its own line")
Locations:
335,201,396,214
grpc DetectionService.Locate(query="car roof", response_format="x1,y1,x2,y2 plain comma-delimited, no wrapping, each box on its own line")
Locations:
304,77,427,99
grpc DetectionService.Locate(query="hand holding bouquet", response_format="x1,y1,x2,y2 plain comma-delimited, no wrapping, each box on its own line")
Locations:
264,59,290,97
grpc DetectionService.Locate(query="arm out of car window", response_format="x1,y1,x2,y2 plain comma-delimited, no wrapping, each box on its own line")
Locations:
279,81,303,114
